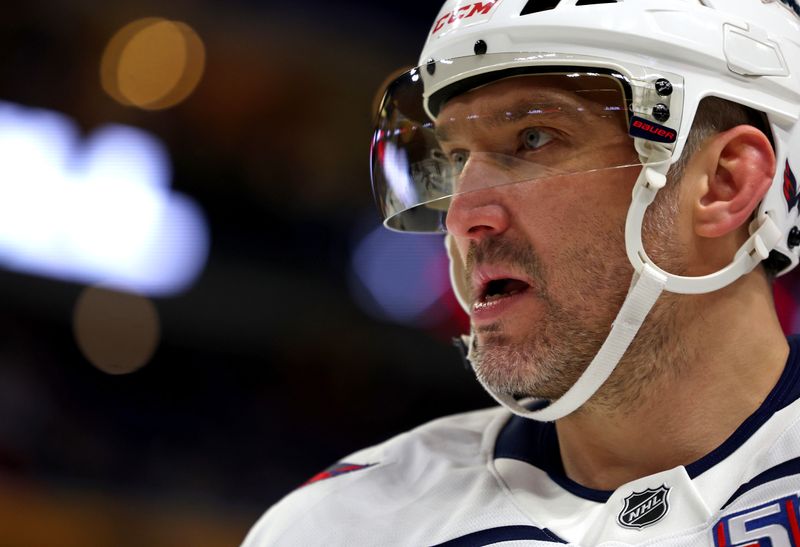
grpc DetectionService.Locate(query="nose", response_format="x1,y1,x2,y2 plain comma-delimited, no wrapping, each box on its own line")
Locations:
445,160,511,240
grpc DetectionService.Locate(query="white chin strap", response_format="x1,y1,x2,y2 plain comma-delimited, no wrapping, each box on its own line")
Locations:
451,141,783,422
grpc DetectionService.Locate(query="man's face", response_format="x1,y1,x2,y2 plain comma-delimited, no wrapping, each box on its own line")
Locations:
437,75,676,401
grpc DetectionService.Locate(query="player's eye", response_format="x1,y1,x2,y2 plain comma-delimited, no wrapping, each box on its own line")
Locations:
449,150,469,174
521,127,554,150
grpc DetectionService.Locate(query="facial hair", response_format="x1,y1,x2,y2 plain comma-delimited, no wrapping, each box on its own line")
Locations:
465,235,626,401
464,186,686,412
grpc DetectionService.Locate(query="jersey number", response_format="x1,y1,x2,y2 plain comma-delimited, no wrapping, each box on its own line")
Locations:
714,495,800,547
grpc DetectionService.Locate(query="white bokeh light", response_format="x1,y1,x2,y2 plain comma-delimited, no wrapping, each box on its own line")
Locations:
0,101,209,295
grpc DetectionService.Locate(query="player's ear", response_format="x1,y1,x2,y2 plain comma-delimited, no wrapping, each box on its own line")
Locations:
691,125,775,239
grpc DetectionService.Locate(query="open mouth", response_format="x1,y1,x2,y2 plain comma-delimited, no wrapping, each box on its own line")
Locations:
478,278,531,304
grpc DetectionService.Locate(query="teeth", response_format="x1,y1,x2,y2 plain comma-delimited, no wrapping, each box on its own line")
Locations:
482,288,523,303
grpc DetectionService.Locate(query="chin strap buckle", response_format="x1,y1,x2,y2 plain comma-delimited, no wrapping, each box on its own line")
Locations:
738,212,782,264
644,167,667,192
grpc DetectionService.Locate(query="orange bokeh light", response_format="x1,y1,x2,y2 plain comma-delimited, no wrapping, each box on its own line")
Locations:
73,286,160,375
101,18,206,110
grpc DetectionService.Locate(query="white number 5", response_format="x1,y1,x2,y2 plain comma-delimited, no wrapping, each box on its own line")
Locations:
728,503,791,547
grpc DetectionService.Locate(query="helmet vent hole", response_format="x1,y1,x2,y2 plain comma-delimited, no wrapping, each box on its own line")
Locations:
575,0,618,5
520,0,562,15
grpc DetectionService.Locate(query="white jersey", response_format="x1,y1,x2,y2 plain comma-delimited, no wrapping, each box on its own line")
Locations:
244,337,800,546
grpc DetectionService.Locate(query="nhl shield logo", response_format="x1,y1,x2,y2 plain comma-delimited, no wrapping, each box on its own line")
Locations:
617,485,671,530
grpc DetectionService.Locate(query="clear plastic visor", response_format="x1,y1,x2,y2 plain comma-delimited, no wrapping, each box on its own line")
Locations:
371,66,658,232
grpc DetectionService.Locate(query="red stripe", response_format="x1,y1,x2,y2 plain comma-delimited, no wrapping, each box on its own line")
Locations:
716,522,726,547
302,463,371,487
303,471,333,486
785,170,793,201
787,498,800,545
331,464,365,475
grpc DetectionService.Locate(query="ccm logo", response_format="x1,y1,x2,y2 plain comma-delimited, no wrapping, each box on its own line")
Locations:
632,119,676,141
432,2,499,34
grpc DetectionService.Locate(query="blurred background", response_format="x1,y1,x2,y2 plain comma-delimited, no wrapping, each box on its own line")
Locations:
0,1,488,546
0,1,798,546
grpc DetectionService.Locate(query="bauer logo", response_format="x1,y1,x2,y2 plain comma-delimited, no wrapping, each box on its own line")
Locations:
430,1,502,37
713,494,800,546
629,116,677,144
617,485,670,530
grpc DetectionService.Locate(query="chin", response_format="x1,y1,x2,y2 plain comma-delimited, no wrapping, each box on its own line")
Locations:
471,338,571,400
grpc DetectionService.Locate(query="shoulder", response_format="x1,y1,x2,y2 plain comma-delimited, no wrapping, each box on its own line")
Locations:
241,406,510,547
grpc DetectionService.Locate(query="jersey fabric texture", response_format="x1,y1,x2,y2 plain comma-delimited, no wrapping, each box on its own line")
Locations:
243,336,800,546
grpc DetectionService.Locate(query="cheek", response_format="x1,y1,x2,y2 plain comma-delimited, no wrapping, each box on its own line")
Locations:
512,177,634,309
511,173,632,250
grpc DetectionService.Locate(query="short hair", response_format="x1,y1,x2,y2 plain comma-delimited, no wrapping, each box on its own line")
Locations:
668,97,771,183
666,97,782,277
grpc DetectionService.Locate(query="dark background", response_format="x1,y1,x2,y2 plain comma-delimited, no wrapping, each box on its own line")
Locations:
0,2,796,546
0,2,488,545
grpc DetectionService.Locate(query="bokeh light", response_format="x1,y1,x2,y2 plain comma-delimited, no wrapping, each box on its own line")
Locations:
0,102,210,295
350,223,452,326
73,286,160,375
101,18,205,110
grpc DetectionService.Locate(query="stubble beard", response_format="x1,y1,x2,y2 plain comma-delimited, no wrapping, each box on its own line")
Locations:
466,187,686,412
467,236,628,402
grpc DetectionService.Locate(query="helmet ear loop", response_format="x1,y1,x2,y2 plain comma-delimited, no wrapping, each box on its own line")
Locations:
445,142,774,421
626,140,782,295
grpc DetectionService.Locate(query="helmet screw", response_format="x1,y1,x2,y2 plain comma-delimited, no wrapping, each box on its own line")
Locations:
652,103,670,122
474,40,488,55
789,227,800,249
426,59,436,75
655,78,673,96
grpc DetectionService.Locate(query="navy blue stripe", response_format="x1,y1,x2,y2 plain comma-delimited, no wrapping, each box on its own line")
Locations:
494,336,800,503
685,335,800,478
494,409,613,502
431,525,566,546
546,470,611,503
721,457,800,510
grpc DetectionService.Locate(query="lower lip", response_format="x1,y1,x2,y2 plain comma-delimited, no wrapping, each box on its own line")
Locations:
471,288,533,325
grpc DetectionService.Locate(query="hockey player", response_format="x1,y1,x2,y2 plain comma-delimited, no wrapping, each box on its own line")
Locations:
244,1,800,545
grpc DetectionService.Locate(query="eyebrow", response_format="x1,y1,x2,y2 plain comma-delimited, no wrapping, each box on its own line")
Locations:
435,99,575,143
434,90,622,143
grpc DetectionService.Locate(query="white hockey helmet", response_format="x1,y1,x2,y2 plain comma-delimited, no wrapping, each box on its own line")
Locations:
370,0,800,420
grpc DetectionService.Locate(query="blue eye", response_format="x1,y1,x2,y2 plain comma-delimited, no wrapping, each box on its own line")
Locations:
522,128,553,150
449,150,469,173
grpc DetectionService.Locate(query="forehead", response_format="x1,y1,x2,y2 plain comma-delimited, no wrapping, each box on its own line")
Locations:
434,74,628,140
